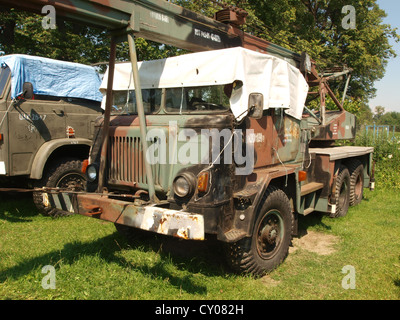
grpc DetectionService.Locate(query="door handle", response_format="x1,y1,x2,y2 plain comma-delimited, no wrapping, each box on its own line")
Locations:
52,109,64,116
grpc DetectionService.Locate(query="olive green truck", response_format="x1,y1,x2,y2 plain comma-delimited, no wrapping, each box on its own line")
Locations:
0,54,103,215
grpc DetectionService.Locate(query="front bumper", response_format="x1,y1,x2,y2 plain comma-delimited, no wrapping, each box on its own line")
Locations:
44,192,205,240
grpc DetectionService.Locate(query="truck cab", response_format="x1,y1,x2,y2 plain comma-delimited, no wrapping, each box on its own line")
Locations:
0,54,103,216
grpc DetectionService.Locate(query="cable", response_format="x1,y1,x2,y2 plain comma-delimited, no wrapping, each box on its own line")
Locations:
273,147,288,187
0,97,18,130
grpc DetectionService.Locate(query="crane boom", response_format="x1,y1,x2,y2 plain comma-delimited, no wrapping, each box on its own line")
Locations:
0,0,302,68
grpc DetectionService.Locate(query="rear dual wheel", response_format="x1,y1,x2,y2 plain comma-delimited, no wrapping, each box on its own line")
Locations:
331,165,350,218
347,159,364,207
331,160,364,218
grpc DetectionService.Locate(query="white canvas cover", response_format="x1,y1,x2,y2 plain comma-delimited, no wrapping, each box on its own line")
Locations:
100,47,309,120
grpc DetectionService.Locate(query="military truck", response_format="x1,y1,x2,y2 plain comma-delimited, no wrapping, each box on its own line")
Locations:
0,54,103,216
59,48,372,277
3,0,374,276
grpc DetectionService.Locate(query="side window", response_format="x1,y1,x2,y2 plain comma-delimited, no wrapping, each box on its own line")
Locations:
112,89,162,114
0,64,11,98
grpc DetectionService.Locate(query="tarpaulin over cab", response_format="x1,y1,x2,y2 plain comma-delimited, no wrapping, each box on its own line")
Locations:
101,47,309,120
0,54,103,102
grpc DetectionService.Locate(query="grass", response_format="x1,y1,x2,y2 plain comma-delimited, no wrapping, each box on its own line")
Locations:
1,189,399,300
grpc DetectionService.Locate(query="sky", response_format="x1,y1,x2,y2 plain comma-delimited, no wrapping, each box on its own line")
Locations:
368,0,400,113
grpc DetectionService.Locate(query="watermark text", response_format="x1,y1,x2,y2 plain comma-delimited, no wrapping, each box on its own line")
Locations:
42,5,56,30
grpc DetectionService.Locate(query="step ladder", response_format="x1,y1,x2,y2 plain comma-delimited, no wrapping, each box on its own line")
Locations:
299,182,324,215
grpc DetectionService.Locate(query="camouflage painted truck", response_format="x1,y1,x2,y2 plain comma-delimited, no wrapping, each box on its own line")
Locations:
3,0,374,276
0,54,103,216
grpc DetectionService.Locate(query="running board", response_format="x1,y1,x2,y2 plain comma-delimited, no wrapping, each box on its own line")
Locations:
299,182,324,215
301,182,324,196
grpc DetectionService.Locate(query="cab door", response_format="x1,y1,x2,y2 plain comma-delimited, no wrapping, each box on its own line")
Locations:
7,95,66,176
62,97,102,141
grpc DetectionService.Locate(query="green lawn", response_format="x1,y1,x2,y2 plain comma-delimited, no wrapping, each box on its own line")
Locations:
1,189,399,300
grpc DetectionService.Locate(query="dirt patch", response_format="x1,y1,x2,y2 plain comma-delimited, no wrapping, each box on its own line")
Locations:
290,231,340,255
260,275,281,287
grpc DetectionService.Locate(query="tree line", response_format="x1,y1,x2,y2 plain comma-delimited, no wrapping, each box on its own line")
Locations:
366,106,400,131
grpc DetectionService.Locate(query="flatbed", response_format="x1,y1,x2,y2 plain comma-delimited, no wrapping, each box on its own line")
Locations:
309,146,374,161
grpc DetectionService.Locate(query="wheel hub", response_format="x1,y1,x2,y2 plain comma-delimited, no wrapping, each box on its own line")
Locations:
261,225,279,245
256,211,284,260
57,173,85,190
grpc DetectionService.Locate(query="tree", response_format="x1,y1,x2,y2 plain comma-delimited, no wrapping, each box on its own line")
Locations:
244,0,399,103
377,111,400,129
173,0,399,105
374,105,386,121
356,103,373,128
0,6,181,65
0,7,109,64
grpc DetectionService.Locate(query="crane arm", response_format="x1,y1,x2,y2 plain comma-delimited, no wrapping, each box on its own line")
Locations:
0,0,302,67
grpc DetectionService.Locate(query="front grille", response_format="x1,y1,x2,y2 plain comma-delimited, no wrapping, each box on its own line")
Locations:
108,135,160,187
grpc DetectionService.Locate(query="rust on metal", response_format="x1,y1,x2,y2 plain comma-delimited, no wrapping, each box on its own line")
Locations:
86,205,103,215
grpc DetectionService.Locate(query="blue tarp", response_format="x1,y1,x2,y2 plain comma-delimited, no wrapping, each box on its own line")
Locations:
0,54,103,102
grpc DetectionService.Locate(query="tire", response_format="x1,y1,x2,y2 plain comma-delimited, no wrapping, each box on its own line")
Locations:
347,160,364,206
225,186,293,277
33,158,86,217
330,165,350,218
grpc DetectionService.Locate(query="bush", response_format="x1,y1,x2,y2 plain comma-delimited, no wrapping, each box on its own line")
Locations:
353,132,400,190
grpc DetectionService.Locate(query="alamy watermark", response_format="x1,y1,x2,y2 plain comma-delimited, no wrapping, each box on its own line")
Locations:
341,265,356,290
145,121,255,176
342,5,356,30
41,265,56,290
42,5,56,30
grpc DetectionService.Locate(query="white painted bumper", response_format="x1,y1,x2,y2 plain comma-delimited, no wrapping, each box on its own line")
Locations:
44,192,205,240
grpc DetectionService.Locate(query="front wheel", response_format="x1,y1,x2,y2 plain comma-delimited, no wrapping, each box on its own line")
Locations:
225,186,293,277
33,158,86,217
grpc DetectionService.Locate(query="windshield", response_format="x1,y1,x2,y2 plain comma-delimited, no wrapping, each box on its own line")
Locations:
111,84,231,115
165,85,230,113
0,64,11,98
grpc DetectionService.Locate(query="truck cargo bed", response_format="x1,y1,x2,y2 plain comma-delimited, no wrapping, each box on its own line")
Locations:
309,146,374,160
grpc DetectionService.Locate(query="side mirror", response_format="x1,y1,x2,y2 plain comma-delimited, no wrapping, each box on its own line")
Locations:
23,82,34,99
248,93,263,119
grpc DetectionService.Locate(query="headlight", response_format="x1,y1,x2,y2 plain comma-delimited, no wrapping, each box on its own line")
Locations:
86,164,98,182
173,173,195,198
